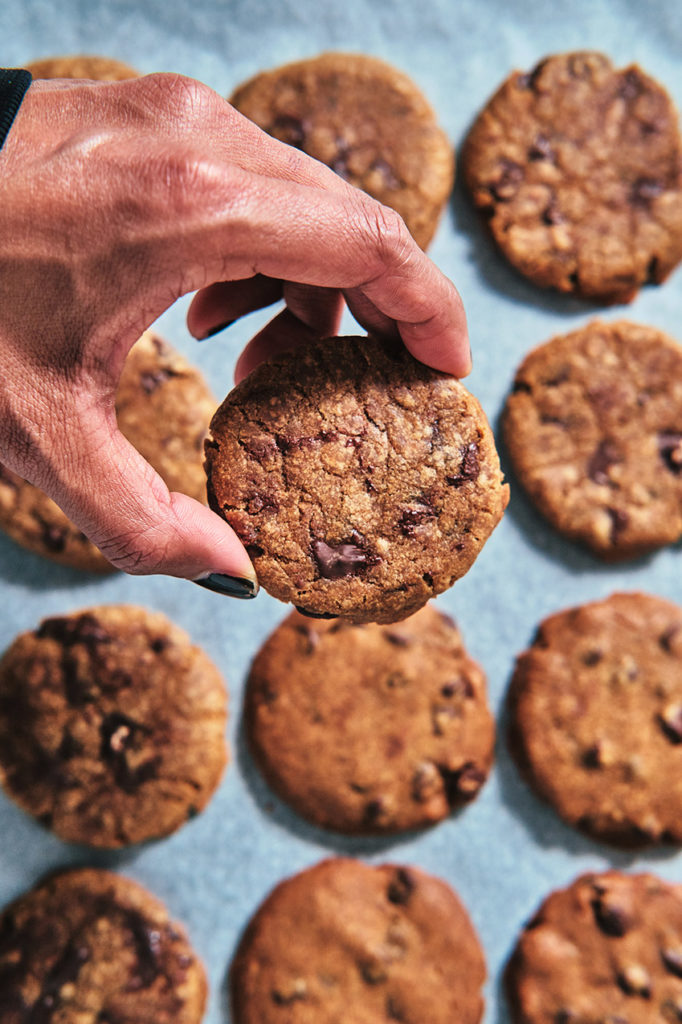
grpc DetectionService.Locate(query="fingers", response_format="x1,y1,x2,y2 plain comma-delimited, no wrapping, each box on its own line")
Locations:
187,275,283,339
42,410,257,588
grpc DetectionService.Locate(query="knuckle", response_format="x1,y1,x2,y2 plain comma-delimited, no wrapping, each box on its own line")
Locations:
357,200,416,276
138,72,218,123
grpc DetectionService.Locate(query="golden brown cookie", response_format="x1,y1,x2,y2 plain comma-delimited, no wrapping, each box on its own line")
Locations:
231,857,486,1024
508,591,682,848
25,54,139,80
0,605,228,848
0,331,216,571
507,870,682,1023
205,336,508,624
462,51,682,302
503,320,682,560
0,867,207,1023
246,603,494,833
230,52,454,249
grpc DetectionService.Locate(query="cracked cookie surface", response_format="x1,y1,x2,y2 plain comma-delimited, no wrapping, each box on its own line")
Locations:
507,870,682,1023
462,51,682,302
25,54,139,79
0,331,216,571
0,605,228,848
229,52,454,249
246,603,494,833
0,867,206,1023
503,319,682,559
509,592,682,848
205,336,508,624
231,857,485,1024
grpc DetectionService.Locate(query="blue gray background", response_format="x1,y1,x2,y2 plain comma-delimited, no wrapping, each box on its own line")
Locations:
2,1,682,1019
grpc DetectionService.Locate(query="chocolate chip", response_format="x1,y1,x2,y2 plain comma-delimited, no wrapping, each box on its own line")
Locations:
620,68,643,101
631,178,664,206
489,158,524,201
99,712,159,793
40,522,67,553
386,996,407,1021
330,138,351,180
617,964,651,998
383,630,412,647
272,114,308,148
123,912,164,990
387,868,415,906
398,504,437,536
311,535,377,580
451,762,486,797
529,134,555,161
554,1012,577,1024
662,949,682,978
411,762,441,802
431,705,457,735
658,432,682,474
446,442,480,488
139,367,178,393
659,704,682,743
56,731,83,760
583,649,603,666
517,59,548,91
150,636,169,654
359,960,387,984
588,440,620,485
660,626,681,653
371,158,400,189
441,678,474,699
608,507,629,544
37,613,111,649
271,978,308,1004
512,379,532,394
591,893,630,936
542,201,564,226
582,744,604,769
28,941,91,1023
363,798,387,824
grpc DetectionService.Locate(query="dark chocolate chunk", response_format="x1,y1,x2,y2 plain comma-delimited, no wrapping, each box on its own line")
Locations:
272,113,308,147
123,911,164,990
587,440,620,485
139,366,179,394
398,503,436,537
371,158,400,189
40,522,67,553
659,705,682,744
311,536,375,580
446,443,480,488
631,178,665,206
529,134,555,161
662,948,682,978
591,892,630,936
608,507,629,544
99,713,159,793
37,614,110,649
387,868,415,906
658,432,682,474
489,159,524,201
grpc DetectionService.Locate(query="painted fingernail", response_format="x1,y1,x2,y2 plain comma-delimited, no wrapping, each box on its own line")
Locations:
193,573,259,599
199,320,235,341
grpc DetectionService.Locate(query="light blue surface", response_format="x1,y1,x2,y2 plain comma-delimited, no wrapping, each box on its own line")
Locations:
2,1,682,1020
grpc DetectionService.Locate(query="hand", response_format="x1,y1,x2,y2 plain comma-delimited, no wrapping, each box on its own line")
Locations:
0,72,469,587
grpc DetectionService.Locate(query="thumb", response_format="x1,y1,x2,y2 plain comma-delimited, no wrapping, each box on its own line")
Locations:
46,416,258,598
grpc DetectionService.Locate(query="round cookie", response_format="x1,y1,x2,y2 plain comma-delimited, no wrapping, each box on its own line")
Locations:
246,603,494,833
0,604,228,848
503,319,682,560
508,592,682,847
0,867,206,1023
229,52,454,249
205,335,509,624
507,870,682,1023
0,330,216,571
231,857,486,1024
462,51,682,303
25,54,139,80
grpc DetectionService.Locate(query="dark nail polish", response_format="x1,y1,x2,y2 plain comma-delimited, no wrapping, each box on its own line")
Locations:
200,320,235,341
194,574,258,599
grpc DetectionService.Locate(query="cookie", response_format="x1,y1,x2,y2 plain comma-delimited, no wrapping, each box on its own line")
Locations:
25,54,139,80
0,330,216,571
246,603,494,833
503,319,682,560
508,591,682,848
0,604,228,848
0,867,207,1022
231,857,486,1024
462,51,682,303
230,52,454,249
507,869,682,1023
205,335,508,624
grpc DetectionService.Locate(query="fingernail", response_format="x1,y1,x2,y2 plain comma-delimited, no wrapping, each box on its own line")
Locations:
199,320,235,341
193,573,259,599
295,606,337,619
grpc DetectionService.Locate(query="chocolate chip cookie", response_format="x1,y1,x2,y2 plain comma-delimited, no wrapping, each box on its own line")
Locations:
246,603,494,833
509,591,682,847
230,52,454,249
0,605,228,848
462,51,682,303
503,319,682,560
205,336,508,623
507,870,682,1023
25,54,139,79
231,857,486,1024
0,867,207,1023
0,331,216,571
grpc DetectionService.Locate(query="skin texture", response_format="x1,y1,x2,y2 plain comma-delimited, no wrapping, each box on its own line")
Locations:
231,857,486,1024
0,71,469,584
503,320,682,560
0,605,228,848
462,51,682,303
507,870,682,1024
230,52,455,250
205,336,508,622
0,867,207,1023
246,604,494,833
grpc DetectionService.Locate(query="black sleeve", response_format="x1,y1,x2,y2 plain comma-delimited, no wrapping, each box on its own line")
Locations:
0,69,33,151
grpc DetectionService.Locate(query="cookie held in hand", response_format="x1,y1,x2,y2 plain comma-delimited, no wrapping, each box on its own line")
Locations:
205,336,508,623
